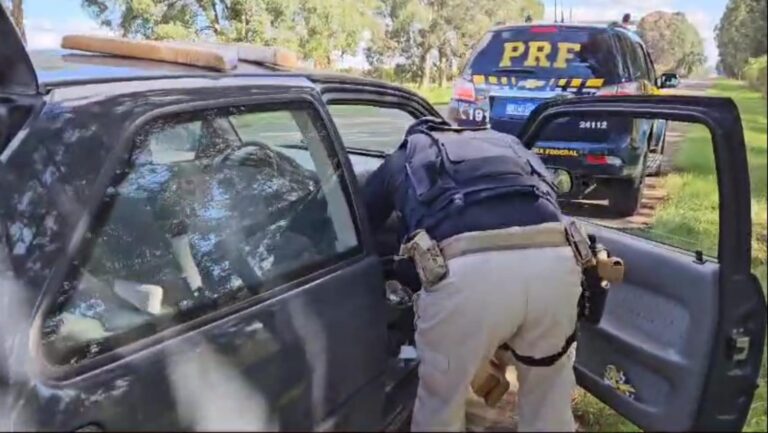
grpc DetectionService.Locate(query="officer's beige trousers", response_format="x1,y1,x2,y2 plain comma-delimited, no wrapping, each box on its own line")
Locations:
411,245,582,432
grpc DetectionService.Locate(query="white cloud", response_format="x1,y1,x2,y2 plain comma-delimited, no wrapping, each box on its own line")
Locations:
25,17,113,50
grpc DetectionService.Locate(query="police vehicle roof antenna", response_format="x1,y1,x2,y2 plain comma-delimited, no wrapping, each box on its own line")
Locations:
553,0,557,22
558,0,565,23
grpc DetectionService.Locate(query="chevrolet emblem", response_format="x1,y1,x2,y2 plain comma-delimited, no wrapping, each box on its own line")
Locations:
520,79,546,89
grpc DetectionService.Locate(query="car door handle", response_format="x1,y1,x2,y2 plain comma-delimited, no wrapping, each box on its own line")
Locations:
74,424,103,432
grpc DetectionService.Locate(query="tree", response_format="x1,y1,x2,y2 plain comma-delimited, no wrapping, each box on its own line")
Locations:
81,0,374,68
637,11,707,77
715,0,767,78
365,0,544,87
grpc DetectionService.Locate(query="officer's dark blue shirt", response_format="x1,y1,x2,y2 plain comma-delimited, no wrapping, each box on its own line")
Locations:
363,146,562,243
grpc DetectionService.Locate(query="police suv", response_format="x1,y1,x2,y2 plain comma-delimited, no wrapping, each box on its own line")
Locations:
0,8,764,432
448,23,680,216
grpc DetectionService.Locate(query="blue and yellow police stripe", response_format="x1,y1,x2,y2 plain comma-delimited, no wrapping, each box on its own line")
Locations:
473,75,605,92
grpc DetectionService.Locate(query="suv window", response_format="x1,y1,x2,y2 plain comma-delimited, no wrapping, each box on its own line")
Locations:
641,45,657,82
42,103,359,365
465,26,623,85
617,35,647,80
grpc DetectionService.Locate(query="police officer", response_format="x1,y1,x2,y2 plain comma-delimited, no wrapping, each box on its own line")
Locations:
363,118,582,431
621,13,632,28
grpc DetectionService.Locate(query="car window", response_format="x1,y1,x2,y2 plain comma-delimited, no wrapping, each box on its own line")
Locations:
633,42,652,81
540,116,720,258
41,103,359,365
327,104,416,153
617,36,646,80
641,45,657,83
465,27,623,85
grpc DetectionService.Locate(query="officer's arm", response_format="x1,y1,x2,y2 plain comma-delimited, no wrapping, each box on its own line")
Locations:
362,151,402,232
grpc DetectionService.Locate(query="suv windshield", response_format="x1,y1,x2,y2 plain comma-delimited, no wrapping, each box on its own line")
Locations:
465,26,622,85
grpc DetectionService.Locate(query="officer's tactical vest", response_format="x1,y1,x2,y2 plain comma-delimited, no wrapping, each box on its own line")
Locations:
401,118,558,234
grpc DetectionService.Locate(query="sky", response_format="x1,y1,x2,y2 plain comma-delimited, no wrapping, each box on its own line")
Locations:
21,0,724,67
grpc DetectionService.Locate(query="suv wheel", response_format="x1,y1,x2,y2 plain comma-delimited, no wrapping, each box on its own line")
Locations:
647,130,666,176
609,178,643,217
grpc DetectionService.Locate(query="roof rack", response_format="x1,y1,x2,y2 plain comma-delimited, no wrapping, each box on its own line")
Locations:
60,35,300,72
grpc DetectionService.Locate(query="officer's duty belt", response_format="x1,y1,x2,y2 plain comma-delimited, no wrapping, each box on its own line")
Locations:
439,222,570,261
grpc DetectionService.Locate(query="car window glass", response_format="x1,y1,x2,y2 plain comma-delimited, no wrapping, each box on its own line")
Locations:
538,116,719,257
147,121,201,163
327,104,416,153
619,36,646,80
465,27,623,85
641,45,656,82
42,103,359,365
230,110,304,147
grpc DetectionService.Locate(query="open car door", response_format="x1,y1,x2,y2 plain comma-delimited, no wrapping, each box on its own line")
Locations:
0,5,42,152
519,95,766,431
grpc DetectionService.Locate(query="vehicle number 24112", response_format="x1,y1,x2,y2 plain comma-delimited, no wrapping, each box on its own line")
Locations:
579,120,608,129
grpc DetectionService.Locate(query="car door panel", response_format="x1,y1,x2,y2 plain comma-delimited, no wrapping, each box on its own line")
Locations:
27,254,386,432
316,83,440,428
576,225,719,431
0,90,392,431
520,96,766,431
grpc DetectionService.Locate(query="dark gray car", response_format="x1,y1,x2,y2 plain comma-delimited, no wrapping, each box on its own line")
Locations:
0,8,765,432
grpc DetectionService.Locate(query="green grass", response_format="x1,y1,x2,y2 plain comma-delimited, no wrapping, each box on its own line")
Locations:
402,84,453,106
574,79,767,432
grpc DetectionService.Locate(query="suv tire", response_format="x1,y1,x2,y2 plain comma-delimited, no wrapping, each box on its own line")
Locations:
609,178,643,217
647,129,666,176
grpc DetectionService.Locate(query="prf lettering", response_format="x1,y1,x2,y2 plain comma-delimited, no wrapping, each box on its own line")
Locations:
499,42,581,68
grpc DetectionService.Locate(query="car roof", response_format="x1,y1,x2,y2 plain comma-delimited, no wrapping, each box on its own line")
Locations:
29,49,281,87
489,22,642,41
490,22,606,32
27,48,418,104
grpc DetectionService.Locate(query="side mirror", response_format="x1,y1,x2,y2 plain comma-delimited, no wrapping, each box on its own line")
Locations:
657,72,680,89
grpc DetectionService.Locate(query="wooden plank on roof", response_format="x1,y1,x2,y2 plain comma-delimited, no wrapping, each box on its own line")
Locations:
173,41,301,69
61,35,238,71
234,44,299,68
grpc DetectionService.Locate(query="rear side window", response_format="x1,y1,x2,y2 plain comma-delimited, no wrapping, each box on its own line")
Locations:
640,44,657,82
616,35,648,81
465,27,622,84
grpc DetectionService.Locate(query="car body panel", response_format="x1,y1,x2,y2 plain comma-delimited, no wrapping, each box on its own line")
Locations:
0,8,38,95
519,95,766,430
0,78,390,431
0,8,764,431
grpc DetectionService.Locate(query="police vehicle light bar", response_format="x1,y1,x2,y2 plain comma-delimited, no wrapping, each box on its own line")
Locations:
61,35,301,71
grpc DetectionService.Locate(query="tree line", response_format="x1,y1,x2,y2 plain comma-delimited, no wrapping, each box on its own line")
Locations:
78,1,709,84
74,0,543,87
715,0,766,96
715,0,766,78
5,1,712,86
636,11,707,78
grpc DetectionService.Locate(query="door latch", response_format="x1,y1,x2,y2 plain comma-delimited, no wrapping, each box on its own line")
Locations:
728,330,751,361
